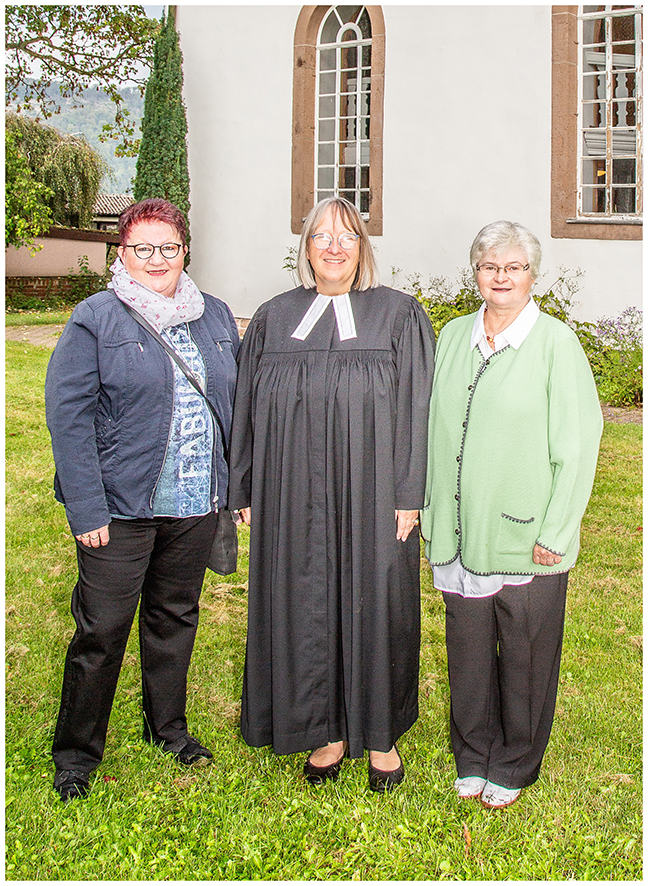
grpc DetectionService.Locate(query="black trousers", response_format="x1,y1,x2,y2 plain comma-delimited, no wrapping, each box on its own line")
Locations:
52,512,217,773
443,572,568,789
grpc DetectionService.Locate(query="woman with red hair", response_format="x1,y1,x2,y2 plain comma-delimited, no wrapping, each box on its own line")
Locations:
45,198,239,800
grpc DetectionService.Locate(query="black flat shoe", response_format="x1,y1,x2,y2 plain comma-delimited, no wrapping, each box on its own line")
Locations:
303,748,345,786
173,735,213,766
151,733,213,766
368,745,405,793
53,769,90,801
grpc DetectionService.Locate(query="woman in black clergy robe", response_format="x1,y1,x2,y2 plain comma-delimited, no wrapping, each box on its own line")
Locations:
228,197,435,791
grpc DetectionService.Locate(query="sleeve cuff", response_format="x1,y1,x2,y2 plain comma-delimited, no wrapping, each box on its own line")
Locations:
535,540,566,557
64,495,111,537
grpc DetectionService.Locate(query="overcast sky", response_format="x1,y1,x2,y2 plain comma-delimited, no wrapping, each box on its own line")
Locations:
144,6,164,20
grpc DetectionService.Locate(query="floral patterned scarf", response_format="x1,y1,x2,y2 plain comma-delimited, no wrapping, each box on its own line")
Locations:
107,257,204,332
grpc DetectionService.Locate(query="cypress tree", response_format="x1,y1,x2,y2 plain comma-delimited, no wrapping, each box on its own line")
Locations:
133,7,190,243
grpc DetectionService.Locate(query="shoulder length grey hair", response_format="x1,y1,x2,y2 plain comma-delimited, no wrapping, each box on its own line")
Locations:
297,197,380,292
469,220,542,280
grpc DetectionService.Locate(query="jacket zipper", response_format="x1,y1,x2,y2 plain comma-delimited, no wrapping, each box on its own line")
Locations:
188,326,219,510
149,339,176,509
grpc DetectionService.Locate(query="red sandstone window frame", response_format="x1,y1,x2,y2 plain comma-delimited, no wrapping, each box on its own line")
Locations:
551,5,642,240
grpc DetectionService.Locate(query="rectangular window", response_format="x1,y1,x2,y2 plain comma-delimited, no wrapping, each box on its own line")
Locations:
579,6,642,219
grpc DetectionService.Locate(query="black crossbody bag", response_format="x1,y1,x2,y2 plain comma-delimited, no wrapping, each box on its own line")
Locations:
122,302,238,576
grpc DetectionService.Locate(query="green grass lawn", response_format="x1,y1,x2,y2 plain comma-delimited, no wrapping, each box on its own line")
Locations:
5,309,73,327
5,339,642,881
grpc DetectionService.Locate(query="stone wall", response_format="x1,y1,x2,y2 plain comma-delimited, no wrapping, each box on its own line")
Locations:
5,276,81,305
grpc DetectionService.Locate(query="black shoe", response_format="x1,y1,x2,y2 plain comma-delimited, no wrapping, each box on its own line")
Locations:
303,748,345,786
170,735,213,766
368,745,405,793
53,769,90,802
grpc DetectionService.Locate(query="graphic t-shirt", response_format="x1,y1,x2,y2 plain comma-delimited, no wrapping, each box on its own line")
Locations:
152,324,215,517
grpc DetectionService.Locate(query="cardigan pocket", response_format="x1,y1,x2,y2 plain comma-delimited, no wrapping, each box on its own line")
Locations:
495,512,536,555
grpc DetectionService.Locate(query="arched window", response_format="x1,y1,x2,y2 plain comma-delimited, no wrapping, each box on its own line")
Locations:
292,6,385,235
316,7,372,212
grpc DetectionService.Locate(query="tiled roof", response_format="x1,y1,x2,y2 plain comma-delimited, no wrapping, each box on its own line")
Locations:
93,194,134,217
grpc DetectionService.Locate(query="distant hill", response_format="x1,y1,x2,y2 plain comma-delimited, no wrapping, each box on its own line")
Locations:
8,82,144,194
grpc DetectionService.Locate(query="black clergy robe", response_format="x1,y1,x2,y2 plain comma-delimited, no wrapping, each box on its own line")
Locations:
228,285,435,759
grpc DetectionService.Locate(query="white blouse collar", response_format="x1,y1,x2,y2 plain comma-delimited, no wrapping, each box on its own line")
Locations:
471,298,540,358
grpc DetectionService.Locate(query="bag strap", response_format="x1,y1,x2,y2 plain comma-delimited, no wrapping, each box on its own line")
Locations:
121,301,229,459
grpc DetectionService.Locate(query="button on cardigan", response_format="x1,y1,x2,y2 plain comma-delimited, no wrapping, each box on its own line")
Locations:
420,310,603,576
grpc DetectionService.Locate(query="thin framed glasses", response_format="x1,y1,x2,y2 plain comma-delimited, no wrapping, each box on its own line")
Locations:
476,263,530,276
311,233,360,250
123,243,183,260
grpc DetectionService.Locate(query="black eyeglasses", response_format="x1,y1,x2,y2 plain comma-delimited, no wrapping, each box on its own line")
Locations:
123,243,183,260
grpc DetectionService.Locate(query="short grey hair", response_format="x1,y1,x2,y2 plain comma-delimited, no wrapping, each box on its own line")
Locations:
297,197,380,291
469,220,542,279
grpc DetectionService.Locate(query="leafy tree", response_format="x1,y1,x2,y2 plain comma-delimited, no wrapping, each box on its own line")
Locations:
6,112,111,229
5,129,53,250
5,5,159,156
133,8,190,240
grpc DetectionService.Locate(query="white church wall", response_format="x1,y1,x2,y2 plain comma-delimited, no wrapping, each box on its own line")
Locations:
380,5,641,321
178,5,300,319
178,5,642,323
380,6,551,294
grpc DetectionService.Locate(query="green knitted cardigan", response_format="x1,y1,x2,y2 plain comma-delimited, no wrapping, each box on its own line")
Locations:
420,310,603,576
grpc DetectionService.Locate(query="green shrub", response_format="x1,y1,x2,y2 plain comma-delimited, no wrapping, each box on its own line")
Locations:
5,289,69,313
282,245,299,287
589,308,643,407
65,253,111,304
397,268,482,337
6,252,114,313
395,266,642,408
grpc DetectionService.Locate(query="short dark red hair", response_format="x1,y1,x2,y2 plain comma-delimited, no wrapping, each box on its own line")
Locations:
118,198,188,246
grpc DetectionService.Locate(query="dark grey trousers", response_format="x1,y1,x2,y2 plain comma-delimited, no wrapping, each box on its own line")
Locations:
443,571,568,789
52,512,216,773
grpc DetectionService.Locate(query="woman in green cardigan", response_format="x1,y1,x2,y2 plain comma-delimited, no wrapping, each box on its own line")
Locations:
420,220,602,809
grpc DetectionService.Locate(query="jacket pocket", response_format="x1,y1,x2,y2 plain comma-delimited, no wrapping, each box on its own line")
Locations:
495,512,536,555
103,334,144,348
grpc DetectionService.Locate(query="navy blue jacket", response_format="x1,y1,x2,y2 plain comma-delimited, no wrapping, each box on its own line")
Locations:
45,290,240,536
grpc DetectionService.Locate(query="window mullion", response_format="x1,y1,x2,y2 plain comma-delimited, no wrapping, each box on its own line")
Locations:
355,48,361,209
637,11,643,213
577,15,584,217
606,16,613,216
335,44,342,199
